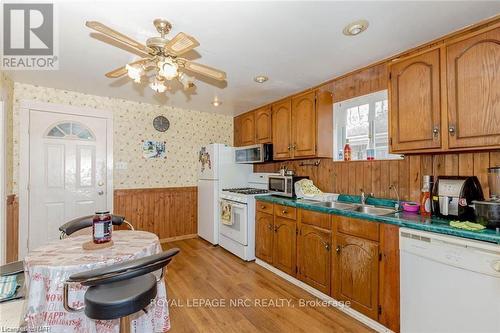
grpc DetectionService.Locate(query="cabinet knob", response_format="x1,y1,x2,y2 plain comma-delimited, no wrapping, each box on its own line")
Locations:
282,210,287,214
448,126,456,135
260,205,265,209
268,224,273,230
432,126,439,136
292,144,297,150
336,246,341,254
287,145,291,151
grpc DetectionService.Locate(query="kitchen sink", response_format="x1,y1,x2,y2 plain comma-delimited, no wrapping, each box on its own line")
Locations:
309,201,358,210
351,205,397,216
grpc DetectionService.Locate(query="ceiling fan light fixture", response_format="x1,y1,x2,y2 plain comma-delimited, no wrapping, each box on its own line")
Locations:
159,58,178,80
343,20,369,36
126,63,144,82
254,75,268,83
178,73,195,90
150,76,168,93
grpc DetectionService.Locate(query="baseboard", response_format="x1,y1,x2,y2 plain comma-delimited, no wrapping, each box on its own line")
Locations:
255,259,393,333
160,234,198,243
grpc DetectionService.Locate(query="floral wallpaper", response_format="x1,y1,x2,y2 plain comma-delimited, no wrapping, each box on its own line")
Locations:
10,83,233,193
0,72,14,194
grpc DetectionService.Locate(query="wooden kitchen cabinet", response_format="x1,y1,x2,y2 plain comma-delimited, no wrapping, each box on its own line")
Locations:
240,111,256,146
233,115,242,147
389,48,442,152
273,217,297,276
297,224,331,294
446,26,500,149
255,211,274,264
378,224,400,332
334,232,379,320
255,106,272,143
291,91,316,158
272,99,293,159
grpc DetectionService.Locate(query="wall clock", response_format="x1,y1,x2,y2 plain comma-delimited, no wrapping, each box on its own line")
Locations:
153,116,170,132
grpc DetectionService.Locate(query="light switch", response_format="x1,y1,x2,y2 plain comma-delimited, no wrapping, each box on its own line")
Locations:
115,161,128,170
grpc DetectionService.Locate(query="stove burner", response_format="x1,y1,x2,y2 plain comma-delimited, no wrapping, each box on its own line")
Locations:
223,188,270,195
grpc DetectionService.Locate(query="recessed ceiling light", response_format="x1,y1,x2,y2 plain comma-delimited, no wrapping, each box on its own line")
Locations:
211,98,222,107
254,75,269,83
343,20,369,36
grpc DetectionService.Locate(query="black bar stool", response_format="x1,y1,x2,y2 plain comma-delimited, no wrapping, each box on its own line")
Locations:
63,248,179,333
59,214,134,239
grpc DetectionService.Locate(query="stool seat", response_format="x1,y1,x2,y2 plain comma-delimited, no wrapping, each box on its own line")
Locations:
84,273,157,320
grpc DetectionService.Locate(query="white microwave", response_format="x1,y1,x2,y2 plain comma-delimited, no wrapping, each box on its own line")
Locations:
234,144,273,164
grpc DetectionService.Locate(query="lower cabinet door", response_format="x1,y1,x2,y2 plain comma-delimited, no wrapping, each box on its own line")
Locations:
255,211,274,264
297,224,331,295
273,217,297,276
334,233,379,320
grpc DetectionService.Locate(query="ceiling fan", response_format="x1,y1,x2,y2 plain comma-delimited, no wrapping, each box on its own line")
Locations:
86,18,227,93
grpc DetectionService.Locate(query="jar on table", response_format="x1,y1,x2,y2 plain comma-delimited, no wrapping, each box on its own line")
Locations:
93,211,112,244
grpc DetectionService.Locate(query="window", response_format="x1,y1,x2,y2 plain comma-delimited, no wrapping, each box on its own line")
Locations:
333,90,401,161
45,122,95,141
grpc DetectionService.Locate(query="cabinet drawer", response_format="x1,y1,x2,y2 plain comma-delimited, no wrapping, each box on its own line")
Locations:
274,204,297,220
299,209,331,230
256,201,273,214
336,216,379,241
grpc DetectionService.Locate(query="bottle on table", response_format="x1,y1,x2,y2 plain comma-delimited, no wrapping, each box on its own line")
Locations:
93,211,112,244
420,175,433,217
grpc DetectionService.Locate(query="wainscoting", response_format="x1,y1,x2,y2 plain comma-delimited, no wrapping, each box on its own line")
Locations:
6,195,19,262
255,151,500,202
113,186,198,242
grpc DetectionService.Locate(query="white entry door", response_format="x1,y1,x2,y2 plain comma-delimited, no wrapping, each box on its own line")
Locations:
28,110,109,250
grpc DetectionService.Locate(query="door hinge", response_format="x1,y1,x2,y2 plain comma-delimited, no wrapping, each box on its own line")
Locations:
378,305,382,315
379,253,383,261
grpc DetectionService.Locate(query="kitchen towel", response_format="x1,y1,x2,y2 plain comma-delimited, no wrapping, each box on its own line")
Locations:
449,221,486,231
0,275,19,302
221,201,233,225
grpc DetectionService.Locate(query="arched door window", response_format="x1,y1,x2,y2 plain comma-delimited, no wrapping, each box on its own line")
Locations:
45,122,95,140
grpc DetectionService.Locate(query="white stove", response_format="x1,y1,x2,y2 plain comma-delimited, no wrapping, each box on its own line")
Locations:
218,173,278,261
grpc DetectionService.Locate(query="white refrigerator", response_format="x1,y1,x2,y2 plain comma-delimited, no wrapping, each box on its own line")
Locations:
197,144,252,244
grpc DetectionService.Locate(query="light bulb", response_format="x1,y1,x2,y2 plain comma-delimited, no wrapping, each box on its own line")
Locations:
126,63,144,83
150,77,167,93
178,73,195,90
159,58,178,80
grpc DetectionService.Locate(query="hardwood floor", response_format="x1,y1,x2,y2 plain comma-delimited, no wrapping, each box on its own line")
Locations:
162,238,374,333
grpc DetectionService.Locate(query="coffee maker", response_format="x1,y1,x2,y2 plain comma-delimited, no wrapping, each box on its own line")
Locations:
432,176,484,220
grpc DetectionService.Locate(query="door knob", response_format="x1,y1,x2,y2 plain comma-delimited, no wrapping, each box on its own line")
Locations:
336,246,341,254
432,127,439,137
97,190,104,195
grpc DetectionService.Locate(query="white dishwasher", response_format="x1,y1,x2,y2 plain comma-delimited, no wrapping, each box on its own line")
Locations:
400,228,500,333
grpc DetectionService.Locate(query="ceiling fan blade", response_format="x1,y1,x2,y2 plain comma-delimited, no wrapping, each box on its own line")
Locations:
164,32,200,56
180,60,226,81
104,58,152,78
86,21,153,55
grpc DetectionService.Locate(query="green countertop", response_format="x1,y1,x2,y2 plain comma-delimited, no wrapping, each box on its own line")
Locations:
255,195,500,244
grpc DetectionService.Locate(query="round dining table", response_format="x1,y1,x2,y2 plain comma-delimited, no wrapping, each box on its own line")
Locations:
21,230,171,333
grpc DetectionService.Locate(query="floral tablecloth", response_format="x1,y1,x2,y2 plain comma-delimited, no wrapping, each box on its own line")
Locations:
22,230,170,332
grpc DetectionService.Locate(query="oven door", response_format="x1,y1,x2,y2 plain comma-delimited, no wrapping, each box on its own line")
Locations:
219,199,248,245
235,144,264,163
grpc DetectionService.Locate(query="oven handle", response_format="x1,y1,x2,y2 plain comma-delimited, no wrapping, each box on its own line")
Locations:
220,199,247,209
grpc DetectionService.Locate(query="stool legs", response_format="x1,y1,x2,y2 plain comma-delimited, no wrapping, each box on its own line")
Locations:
119,316,131,333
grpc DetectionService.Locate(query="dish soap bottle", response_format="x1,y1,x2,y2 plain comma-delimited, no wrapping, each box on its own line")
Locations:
343,139,352,161
419,175,432,217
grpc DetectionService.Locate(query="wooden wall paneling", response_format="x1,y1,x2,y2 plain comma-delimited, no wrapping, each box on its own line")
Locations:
379,161,391,199
371,161,381,198
433,154,446,178
444,154,459,175
348,164,357,195
332,63,388,103
389,161,400,200
6,195,19,262
458,153,474,176
113,187,197,242
420,155,434,176
363,162,373,197
355,163,364,195
398,158,410,201
491,151,500,167
408,155,422,202
474,152,491,197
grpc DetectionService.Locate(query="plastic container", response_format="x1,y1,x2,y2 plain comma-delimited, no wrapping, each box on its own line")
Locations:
402,202,420,213
93,211,112,244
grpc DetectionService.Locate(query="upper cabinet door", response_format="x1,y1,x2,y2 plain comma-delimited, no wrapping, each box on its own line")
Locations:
447,27,500,149
389,48,442,152
240,112,255,146
272,99,292,160
233,115,242,147
255,106,272,143
292,92,317,158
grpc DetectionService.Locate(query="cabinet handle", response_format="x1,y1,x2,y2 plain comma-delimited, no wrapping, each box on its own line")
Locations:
336,245,341,254
448,126,456,135
287,145,291,151
260,205,266,209
282,209,287,215
268,224,273,230
432,126,439,137
321,241,330,251
292,144,297,150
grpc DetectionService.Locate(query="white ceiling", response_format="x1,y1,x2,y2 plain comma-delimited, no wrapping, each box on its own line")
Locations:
7,1,500,115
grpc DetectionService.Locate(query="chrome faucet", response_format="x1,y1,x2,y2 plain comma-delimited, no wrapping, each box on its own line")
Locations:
389,184,401,211
360,189,373,205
